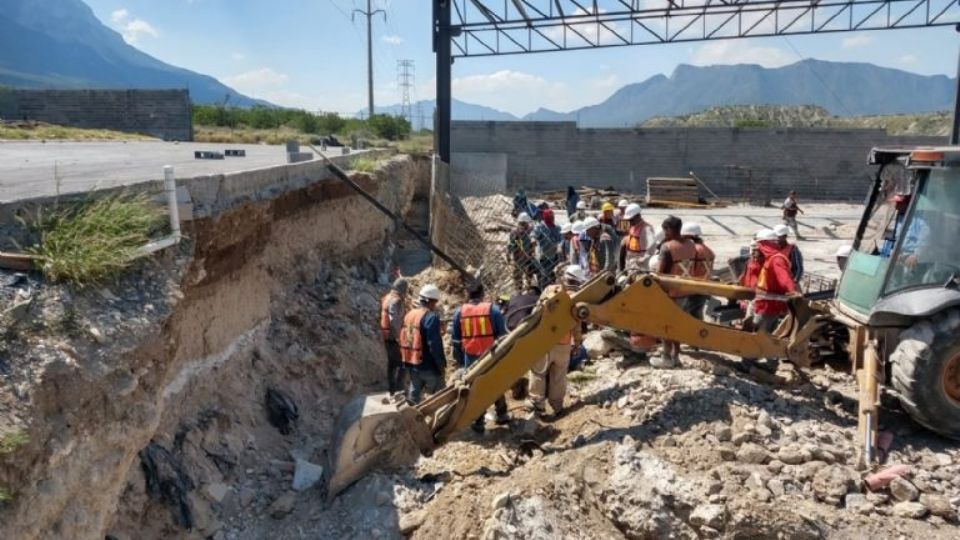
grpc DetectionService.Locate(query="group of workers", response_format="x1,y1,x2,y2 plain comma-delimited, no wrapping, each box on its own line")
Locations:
379,190,809,432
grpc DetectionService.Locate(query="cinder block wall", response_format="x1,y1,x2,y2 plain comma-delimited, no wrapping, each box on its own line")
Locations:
451,121,946,201
0,88,192,141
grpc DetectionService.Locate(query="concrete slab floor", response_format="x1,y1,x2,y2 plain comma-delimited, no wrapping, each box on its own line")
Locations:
0,140,365,203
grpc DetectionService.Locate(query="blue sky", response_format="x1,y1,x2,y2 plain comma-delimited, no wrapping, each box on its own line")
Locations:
84,0,959,117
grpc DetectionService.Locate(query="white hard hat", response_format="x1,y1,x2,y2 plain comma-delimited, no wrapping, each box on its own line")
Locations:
836,245,853,257
418,283,441,301
517,212,532,224
755,228,778,242
560,222,572,234
563,264,587,283
681,222,702,237
773,224,790,237
571,220,586,235
576,200,586,210
582,217,601,230
623,203,642,220
617,199,629,208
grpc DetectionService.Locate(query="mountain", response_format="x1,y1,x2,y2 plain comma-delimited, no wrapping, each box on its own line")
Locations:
0,0,264,105
522,60,955,127
367,99,517,129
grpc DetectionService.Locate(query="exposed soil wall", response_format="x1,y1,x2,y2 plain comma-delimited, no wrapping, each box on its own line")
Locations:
0,155,428,539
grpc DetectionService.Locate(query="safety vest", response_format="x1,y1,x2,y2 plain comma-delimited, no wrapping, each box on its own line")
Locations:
757,252,791,298
691,243,715,279
379,291,401,341
617,218,631,235
625,224,650,253
399,307,428,365
459,302,496,357
588,243,602,274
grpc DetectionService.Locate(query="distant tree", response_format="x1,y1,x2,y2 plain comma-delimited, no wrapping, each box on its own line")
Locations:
734,119,770,128
367,114,411,140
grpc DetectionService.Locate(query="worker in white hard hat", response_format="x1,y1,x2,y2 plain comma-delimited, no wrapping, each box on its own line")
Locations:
528,264,585,419
568,220,585,267
836,245,852,271
614,199,631,235
619,203,656,273
399,283,448,404
651,216,698,368
773,223,804,285
579,217,617,277
747,229,799,335
680,222,714,321
559,222,575,274
574,200,588,221
508,212,538,291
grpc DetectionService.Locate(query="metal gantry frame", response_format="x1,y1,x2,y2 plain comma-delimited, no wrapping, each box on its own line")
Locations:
433,0,960,160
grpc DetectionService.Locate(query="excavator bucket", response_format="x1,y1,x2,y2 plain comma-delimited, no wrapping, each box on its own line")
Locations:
326,393,433,498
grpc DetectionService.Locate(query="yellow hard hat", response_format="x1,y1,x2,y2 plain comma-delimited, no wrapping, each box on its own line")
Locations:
601,202,615,212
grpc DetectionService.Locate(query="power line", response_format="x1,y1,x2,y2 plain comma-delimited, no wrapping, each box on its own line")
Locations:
397,59,414,124
353,0,386,119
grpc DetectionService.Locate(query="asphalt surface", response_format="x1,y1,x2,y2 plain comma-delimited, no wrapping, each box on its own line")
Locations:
0,141,358,202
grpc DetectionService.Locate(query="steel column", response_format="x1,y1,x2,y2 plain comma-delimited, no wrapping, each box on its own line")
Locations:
435,0,454,163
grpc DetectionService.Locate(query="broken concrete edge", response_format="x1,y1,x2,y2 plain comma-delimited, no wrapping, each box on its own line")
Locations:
0,149,396,251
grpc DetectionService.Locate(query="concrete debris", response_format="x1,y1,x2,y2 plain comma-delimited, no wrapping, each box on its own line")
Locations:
291,458,324,492
690,504,727,530
582,330,614,359
736,443,771,464
268,492,297,519
203,483,232,504
844,493,875,515
399,510,427,534
811,465,861,506
892,501,928,519
492,492,512,510
889,476,920,502
918,494,956,521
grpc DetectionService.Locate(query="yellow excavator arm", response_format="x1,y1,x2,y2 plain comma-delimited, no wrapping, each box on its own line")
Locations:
326,271,824,497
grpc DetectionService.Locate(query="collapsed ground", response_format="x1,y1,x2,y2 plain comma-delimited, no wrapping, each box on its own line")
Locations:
1,164,958,539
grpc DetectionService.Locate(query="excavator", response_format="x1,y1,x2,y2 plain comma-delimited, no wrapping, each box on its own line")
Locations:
324,145,960,497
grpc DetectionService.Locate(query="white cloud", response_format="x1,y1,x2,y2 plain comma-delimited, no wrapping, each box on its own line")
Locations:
841,35,874,49
898,54,919,66
223,67,289,90
593,74,620,91
231,52,246,62
381,35,404,45
110,8,159,44
689,41,793,68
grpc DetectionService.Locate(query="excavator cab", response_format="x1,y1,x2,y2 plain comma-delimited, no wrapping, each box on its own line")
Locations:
835,146,960,443
838,147,960,324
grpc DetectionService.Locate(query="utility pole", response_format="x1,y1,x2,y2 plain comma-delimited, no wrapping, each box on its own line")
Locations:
353,0,385,120
397,59,415,126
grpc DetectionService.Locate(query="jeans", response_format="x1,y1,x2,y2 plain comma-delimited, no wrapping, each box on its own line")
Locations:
462,354,508,424
406,366,443,404
685,295,708,320
385,340,406,394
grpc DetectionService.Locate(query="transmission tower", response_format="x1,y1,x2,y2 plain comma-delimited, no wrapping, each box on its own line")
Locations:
397,59,415,125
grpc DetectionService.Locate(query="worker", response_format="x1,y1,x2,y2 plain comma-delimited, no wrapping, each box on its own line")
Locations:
773,224,804,285
599,201,617,229
451,281,509,432
399,284,447,404
751,228,799,334
574,200,588,221
559,223,574,276
836,245,852,271
782,190,804,239
619,203,656,272
527,264,584,419
565,186,581,219
579,217,617,277
380,277,409,394
568,220,585,266
654,216,697,368
512,188,528,218
739,240,762,330
682,222,714,320
508,212,538,291
533,205,562,288
615,199,630,234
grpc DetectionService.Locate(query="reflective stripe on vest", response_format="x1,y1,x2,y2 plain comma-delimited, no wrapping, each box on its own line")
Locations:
664,239,697,277
400,307,428,365
380,291,399,340
617,218,631,235
691,244,714,279
588,244,601,273
459,302,496,357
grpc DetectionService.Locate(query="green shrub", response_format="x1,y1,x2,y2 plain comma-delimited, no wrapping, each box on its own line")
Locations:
0,429,29,454
26,193,164,285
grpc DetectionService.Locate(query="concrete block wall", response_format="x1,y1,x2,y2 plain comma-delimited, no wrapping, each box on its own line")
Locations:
451,121,947,201
0,88,192,141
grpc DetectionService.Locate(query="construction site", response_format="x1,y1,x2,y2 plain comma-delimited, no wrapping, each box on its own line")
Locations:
2,1,960,539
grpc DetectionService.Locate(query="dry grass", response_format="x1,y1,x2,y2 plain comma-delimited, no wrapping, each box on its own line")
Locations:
193,125,310,145
25,193,164,285
391,133,434,155
0,121,154,141
347,157,382,173
0,429,29,455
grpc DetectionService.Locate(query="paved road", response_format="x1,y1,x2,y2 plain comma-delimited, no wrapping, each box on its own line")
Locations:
0,141,360,202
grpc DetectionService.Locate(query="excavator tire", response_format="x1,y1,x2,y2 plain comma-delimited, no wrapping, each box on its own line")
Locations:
890,308,960,440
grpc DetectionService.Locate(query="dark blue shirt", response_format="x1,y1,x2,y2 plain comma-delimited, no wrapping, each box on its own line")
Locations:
416,309,447,373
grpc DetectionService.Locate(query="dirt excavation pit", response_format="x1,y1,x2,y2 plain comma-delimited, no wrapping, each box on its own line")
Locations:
1,163,959,540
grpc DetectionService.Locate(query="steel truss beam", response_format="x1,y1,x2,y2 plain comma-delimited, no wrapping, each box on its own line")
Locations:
450,0,960,57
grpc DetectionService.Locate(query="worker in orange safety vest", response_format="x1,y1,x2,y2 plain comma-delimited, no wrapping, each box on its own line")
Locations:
379,277,409,393
399,284,447,404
